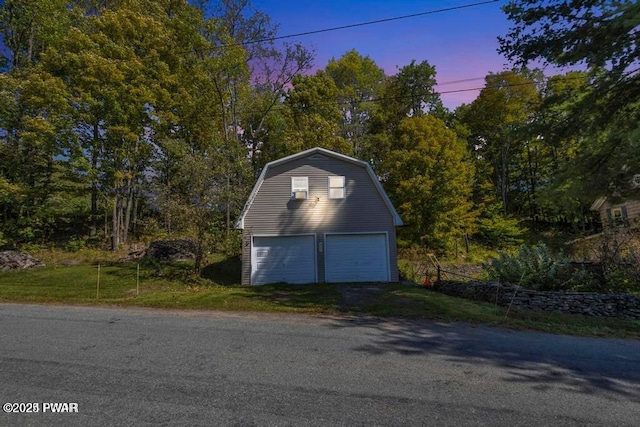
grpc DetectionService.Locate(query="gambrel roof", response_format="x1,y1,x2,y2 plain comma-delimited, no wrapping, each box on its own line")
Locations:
236,147,403,229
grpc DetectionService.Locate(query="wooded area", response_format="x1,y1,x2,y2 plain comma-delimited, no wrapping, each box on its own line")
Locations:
0,0,638,261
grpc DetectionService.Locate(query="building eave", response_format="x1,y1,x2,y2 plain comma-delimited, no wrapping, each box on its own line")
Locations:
590,197,607,211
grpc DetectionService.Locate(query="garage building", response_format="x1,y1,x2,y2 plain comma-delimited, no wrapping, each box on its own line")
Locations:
236,147,403,285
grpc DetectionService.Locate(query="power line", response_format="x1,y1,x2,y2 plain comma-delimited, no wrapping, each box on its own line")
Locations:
435,77,487,87
278,74,591,111
229,0,501,47
437,81,531,95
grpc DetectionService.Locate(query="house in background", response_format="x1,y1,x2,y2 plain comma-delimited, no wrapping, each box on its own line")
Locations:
590,197,640,228
236,147,403,285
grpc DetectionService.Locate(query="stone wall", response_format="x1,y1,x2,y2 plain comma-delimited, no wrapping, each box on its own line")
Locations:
434,281,640,320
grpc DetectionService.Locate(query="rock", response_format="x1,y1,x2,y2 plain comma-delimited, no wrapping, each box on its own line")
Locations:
146,240,196,262
0,251,45,272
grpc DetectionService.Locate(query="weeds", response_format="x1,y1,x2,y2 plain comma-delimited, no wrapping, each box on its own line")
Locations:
484,243,581,290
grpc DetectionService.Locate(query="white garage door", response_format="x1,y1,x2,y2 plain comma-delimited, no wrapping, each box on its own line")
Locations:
325,234,389,283
252,235,316,285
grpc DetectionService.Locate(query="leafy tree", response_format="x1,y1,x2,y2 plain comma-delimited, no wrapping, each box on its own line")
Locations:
197,0,314,232
474,202,524,249
154,137,229,273
383,115,475,254
0,0,76,246
0,68,76,245
281,71,350,156
242,40,315,176
382,59,443,121
499,0,640,197
532,71,600,227
0,0,70,70
43,1,186,249
368,59,444,175
0,0,318,253
325,50,386,158
205,0,314,182
499,1,638,79
460,70,542,217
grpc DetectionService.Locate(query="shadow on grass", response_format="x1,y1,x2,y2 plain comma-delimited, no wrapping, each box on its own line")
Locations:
244,283,345,312
240,282,429,314
200,256,241,286
101,259,196,284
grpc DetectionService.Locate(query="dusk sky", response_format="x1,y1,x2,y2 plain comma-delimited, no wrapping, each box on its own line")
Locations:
251,0,513,109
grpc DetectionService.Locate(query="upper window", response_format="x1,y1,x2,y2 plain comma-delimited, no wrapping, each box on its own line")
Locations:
609,206,628,227
291,176,308,199
612,207,623,220
328,176,345,199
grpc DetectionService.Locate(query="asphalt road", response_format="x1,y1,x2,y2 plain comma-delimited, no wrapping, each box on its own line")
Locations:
1,304,639,426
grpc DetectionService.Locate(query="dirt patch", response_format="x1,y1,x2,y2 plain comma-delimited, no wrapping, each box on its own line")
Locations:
336,285,387,307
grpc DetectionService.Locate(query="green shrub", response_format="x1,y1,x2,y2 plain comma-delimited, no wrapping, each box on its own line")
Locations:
474,203,526,249
397,246,435,283
484,243,580,290
398,259,422,283
64,237,86,252
602,266,640,294
19,242,47,254
0,230,10,249
212,230,242,257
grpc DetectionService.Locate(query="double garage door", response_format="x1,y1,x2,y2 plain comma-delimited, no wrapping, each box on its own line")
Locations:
251,234,388,285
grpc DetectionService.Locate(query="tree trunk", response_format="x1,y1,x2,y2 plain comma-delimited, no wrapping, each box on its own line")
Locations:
90,123,99,237
501,140,510,215
526,144,538,218
226,174,231,237
117,193,124,248
111,190,119,251
132,188,139,235
194,226,205,274
122,178,134,244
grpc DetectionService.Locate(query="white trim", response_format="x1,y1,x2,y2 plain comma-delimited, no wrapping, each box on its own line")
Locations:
323,232,391,282
250,233,317,285
236,147,403,228
327,175,345,199
291,176,309,199
611,207,623,219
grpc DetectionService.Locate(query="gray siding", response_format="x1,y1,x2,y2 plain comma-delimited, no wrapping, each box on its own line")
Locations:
241,154,399,284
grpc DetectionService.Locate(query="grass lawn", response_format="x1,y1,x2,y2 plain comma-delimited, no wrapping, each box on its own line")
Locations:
1,255,638,339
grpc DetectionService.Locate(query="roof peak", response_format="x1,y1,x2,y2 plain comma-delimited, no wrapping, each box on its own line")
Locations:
265,147,367,169
236,147,403,229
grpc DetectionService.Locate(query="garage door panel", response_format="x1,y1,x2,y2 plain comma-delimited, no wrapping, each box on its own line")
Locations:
326,234,388,283
252,236,315,285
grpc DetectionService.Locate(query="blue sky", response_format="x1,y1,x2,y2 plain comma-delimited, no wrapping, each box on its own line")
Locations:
251,0,513,109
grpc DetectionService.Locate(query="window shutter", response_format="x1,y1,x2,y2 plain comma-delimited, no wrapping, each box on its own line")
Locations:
621,206,629,226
